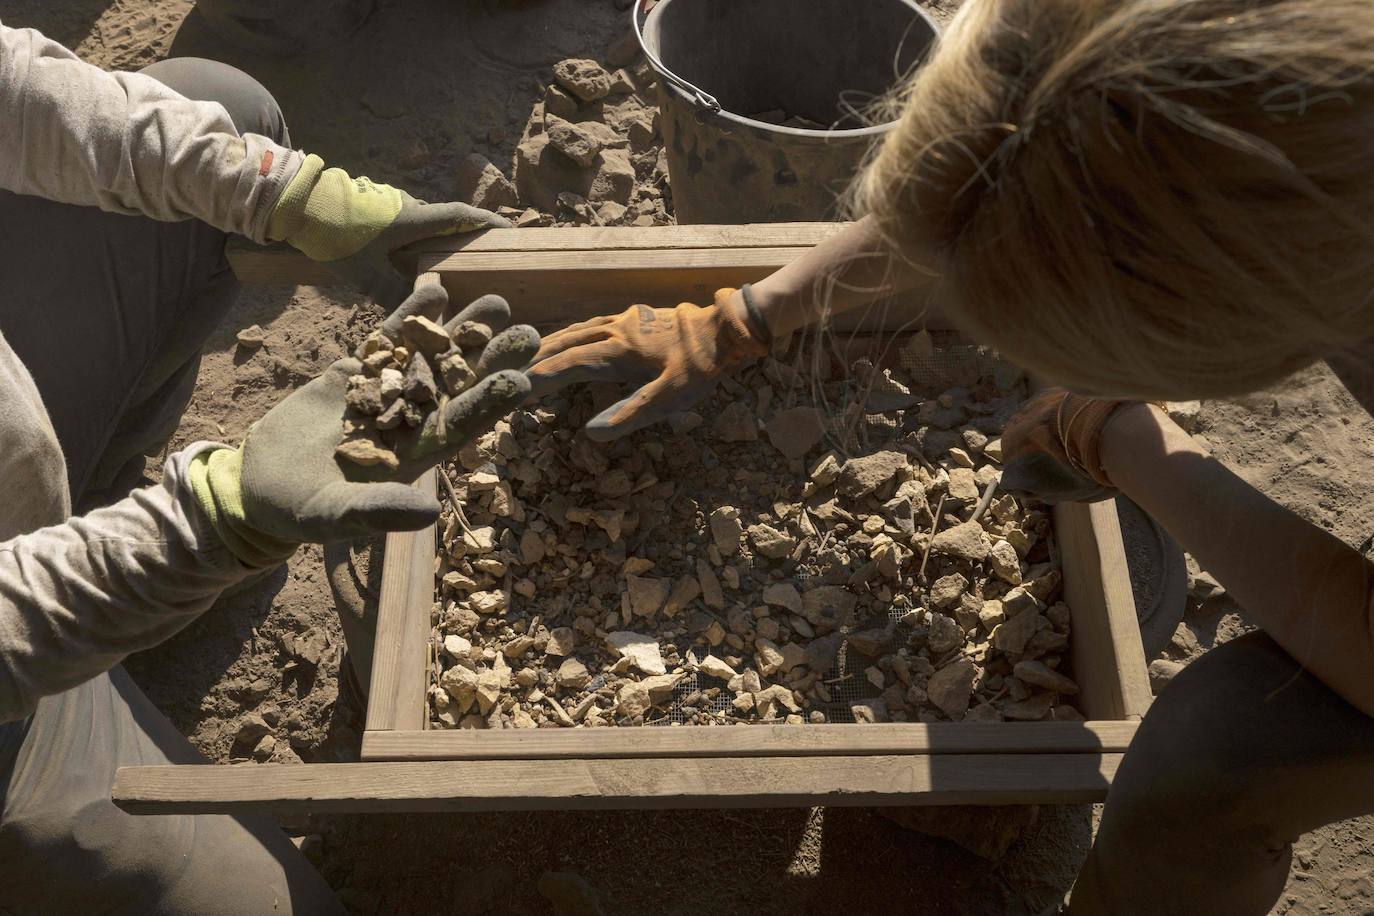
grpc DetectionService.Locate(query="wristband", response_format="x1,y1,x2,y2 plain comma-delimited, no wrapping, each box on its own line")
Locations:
738,284,774,345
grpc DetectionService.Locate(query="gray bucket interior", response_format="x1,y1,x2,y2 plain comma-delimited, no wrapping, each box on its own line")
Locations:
644,0,937,130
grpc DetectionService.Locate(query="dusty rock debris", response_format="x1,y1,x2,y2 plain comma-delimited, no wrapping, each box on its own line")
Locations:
427,340,1080,730
336,316,484,470
509,54,670,225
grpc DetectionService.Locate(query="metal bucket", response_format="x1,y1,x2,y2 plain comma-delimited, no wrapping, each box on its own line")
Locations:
635,0,938,224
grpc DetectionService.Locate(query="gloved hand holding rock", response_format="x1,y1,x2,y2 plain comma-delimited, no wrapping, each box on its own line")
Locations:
267,154,512,307
189,276,540,565
526,286,771,441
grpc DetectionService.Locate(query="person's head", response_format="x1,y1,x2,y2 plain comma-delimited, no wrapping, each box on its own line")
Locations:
859,0,1374,399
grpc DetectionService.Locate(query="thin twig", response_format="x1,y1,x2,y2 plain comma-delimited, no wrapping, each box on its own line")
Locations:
435,466,476,539
918,493,947,582
436,393,449,444
545,695,575,727
969,473,1001,525
897,441,936,473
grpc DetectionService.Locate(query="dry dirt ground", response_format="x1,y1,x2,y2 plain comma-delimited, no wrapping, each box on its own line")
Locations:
3,1,1374,913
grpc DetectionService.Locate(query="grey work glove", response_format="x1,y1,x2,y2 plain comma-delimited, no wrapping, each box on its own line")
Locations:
189,279,540,566
266,153,511,307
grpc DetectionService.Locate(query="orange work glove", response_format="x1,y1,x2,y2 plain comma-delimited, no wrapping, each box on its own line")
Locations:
1000,389,1162,503
527,287,771,440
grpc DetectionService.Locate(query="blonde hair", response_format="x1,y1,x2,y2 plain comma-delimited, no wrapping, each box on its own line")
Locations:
859,0,1374,399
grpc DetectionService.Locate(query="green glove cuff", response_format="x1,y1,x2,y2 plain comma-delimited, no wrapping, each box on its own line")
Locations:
266,153,324,244
189,448,299,568
266,153,404,262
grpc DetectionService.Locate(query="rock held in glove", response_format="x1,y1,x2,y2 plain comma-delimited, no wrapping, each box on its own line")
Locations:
402,315,453,356
335,437,399,470
403,350,437,403
438,352,477,396
345,375,385,415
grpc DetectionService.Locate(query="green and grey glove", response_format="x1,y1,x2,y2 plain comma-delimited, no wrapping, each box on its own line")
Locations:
189,279,540,566
267,154,511,307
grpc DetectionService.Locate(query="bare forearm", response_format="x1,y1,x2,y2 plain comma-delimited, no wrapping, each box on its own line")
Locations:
1101,404,1374,714
749,215,941,337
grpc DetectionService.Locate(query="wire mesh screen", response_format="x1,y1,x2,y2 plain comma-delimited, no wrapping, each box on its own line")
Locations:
900,338,998,394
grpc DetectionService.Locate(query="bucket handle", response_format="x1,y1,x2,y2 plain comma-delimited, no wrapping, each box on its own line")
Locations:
632,0,723,116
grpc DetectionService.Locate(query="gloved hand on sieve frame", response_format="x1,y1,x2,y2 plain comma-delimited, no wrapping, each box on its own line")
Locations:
267,154,511,308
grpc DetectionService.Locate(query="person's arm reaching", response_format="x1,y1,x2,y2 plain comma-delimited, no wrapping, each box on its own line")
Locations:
0,446,258,723
0,20,510,305
0,21,300,240
1099,404,1374,716
1002,393,1374,717
528,215,939,439
748,214,937,337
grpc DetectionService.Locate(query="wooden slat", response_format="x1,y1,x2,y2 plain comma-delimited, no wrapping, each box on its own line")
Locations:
113,753,1122,815
424,247,814,274
1056,500,1153,721
225,242,338,287
420,261,936,334
226,224,848,287
364,473,436,733
427,223,847,253
360,720,1138,762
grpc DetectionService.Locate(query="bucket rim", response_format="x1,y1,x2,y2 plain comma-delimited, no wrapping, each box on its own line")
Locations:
630,0,939,139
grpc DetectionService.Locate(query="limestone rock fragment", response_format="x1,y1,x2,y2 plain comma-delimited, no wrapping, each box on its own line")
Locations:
748,523,797,559
625,575,671,618
661,576,701,617
345,375,384,415
709,507,742,556
455,152,518,211
336,437,398,470
546,627,576,657
605,631,666,675
1000,691,1055,721
927,657,977,719
930,520,992,562
401,315,452,355
553,58,612,101
766,407,826,461
762,582,803,615
988,540,1022,585
1012,660,1079,695
927,612,964,655
929,573,968,609
699,655,738,681
991,609,1044,656
696,559,725,609
616,672,683,717
837,450,907,499
557,657,591,690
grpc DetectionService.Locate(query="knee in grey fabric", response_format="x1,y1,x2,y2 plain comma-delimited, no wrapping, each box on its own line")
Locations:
1098,634,1300,861
140,57,291,146
1081,631,1374,915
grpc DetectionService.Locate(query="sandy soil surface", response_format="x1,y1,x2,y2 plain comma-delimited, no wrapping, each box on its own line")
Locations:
3,0,1373,913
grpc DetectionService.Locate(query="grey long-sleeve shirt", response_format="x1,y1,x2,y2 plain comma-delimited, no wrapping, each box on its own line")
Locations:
0,21,305,722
